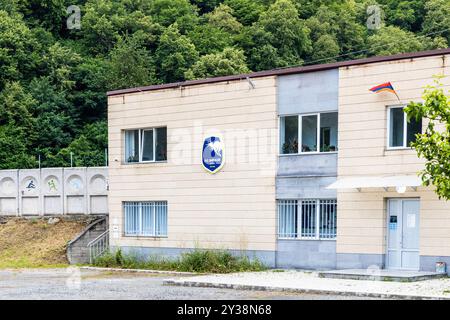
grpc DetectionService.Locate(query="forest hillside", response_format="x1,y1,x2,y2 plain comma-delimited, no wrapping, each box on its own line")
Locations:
0,0,449,168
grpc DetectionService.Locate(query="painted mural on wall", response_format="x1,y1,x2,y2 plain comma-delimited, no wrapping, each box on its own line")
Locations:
0,168,108,216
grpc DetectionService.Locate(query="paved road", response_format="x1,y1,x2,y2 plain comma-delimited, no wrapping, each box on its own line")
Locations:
0,268,377,300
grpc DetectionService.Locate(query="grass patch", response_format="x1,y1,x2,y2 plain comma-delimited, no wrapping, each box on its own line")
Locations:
93,249,266,274
0,217,87,269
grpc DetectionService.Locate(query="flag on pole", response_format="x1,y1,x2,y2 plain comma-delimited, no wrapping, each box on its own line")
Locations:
369,82,400,101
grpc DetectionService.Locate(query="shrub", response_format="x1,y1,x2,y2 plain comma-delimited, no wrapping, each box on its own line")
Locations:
93,249,266,273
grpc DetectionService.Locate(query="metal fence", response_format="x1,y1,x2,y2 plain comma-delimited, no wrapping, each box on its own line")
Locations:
278,199,337,239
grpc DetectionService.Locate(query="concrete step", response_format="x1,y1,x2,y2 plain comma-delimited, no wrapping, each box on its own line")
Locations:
318,269,446,282
67,217,109,265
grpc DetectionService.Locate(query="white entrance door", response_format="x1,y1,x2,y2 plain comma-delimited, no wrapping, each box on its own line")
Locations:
387,199,420,270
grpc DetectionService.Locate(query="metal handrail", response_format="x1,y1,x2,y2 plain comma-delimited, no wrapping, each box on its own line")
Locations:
87,230,109,264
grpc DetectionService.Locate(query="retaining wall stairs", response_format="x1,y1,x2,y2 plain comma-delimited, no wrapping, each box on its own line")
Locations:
67,217,108,264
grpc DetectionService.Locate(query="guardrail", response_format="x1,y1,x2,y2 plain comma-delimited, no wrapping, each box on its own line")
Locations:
88,230,109,264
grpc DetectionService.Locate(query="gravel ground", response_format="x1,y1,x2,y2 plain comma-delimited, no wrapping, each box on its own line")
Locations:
166,270,450,299
0,268,373,300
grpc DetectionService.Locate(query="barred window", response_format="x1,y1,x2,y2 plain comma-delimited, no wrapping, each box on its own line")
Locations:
278,199,337,239
124,201,168,237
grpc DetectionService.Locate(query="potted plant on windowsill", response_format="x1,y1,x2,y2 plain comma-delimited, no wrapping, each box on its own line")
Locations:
127,155,139,162
320,145,337,152
282,138,298,154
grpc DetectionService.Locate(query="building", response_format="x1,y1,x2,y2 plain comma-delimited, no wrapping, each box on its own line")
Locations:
107,48,450,272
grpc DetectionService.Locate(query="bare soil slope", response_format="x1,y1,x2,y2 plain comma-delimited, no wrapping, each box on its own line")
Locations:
0,218,89,268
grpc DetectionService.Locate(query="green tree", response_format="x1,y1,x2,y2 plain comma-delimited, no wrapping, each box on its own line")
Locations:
379,0,425,32
107,33,157,91
81,1,119,55
0,125,37,169
206,4,243,34
311,34,340,63
0,82,37,169
14,0,68,34
0,82,36,133
0,10,40,89
49,121,108,167
224,0,266,25
72,57,110,123
28,77,76,163
149,0,199,32
422,0,450,44
404,78,450,200
367,26,426,55
190,0,222,14
43,42,81,90
243,0,311,70
185,47,250,79
292,0,336,18
155,24,199,83
188,25,234,55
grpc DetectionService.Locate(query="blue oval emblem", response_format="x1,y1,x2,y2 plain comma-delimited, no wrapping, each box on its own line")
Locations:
202,136,224,174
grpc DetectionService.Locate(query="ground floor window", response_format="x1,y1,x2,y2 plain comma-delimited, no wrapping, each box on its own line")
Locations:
124,201,168,237
278,199,337,239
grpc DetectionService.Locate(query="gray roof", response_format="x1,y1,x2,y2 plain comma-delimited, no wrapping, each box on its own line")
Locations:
107,48,450,97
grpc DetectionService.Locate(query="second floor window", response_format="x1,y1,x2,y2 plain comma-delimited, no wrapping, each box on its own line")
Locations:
125,127,167,163
280,112,338,154
388,106,422,148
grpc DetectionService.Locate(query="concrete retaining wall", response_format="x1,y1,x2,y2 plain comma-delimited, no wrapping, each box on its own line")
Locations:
0,167,108,216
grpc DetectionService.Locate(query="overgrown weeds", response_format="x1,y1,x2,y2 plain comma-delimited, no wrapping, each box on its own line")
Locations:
93,249,266,273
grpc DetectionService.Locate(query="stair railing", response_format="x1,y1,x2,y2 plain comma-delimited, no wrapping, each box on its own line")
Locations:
87,230,109,264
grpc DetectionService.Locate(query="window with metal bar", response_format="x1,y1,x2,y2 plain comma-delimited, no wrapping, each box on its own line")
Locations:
124,201,168,237
301,200,317,238
277,199,337,239
278,200,298,238
319,200,337,239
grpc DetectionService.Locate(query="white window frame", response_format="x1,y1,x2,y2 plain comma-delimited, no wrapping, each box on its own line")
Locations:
387,105,409,150
124,127,166,163
386,104,423,150
277,199,337,240
279,112,338,155
123,201,168,237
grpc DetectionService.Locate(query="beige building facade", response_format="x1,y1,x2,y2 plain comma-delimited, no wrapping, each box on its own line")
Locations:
334,53,450,270
108,76,279,263
107,48,450,271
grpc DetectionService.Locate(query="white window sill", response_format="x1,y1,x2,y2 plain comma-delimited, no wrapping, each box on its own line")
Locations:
279,151,338,157
122,160,168,165
123,235,168,239
278,237,336,241
386,147,413,150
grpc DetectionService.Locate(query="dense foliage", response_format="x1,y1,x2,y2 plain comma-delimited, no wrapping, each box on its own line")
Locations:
405,79,450,200
0,0,448,169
